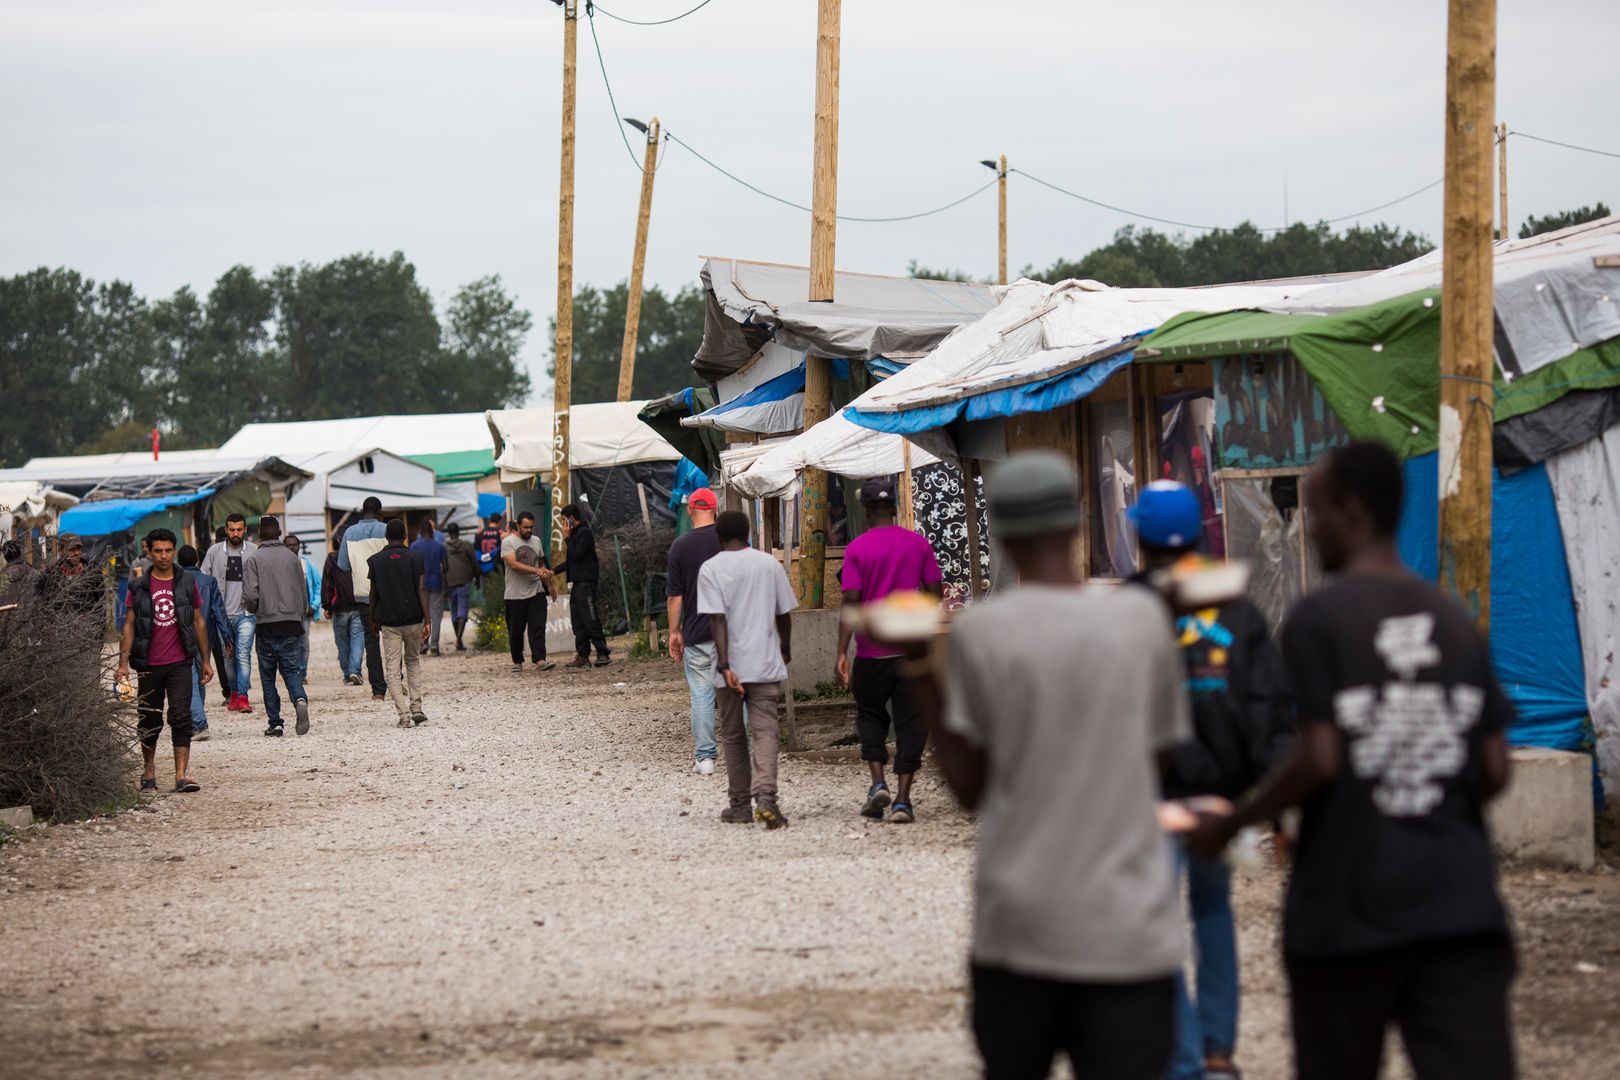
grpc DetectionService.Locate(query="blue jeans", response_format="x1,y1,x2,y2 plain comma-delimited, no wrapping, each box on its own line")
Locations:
332,609,364,677
447,584,471,622
1169,845,1240,1078
191,656,208,733
229,613,256,693
684,641,718,761
256,633,307,727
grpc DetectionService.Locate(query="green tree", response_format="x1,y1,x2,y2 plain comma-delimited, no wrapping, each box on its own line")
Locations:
549,282,706,404
432,275,533,410
1519,203,1612,239
903,260,987,284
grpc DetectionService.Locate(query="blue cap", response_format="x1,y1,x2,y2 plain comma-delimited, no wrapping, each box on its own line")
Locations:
1128,480,1202,549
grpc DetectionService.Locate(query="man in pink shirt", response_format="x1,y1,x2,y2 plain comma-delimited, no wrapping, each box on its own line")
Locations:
835,476,943,823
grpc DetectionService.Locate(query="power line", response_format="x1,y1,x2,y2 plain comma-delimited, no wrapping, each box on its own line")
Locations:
588,0,715,26
1512,130,1620,161
584,6,646,172
1013,168,1444,233
662,130,998,222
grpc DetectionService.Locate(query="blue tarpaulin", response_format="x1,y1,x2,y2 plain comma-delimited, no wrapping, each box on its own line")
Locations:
476,492,506,522
846,346,1137,435
1396,454,1590,752
667,456,712,510
58,489,216,537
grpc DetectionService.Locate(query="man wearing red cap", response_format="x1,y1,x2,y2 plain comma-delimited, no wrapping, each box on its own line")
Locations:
665,486,723,773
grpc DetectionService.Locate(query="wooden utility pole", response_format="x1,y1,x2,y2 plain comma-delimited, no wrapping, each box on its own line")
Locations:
997,154,1008,285
797,0,840,608
551,0,578,563
1496,121,1509,241
617,117,661,402
1438,0,1497,630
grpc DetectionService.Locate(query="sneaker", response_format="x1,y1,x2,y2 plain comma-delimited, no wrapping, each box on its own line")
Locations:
1204,1055,1243,1080
720,804,753,824
565,656,590,669
227,693,244,713
410,712,429,726
193,728,210,742
372,692,387,702
238,695,253,713
346,673,363,686
533,661,556,672
430,647,441,657
593,655,611,667
264,725,283,738
860,783,891,820
693,758,716,776
889,801,915,824
294,699,310,736
396,717,412,729
511,663,524,673
754,797,789,830
455,641,466,652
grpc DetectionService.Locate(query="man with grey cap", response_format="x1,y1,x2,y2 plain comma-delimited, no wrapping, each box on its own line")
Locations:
891,450,1189,1079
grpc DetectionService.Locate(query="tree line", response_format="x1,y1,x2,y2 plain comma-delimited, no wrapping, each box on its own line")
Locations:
0,253,532,467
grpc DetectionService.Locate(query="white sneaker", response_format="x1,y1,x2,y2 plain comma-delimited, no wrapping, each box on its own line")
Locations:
693,758,715,775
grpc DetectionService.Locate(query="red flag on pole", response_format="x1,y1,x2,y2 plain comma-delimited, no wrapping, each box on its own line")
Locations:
152,427,160,461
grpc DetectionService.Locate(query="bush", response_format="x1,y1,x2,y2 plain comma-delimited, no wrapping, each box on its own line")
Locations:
473,570,509,653
0,586,137,821
596,522,676,634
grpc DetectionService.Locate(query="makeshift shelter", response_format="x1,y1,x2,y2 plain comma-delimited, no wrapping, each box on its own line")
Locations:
485,400,685,531
279,448,461,555
0,482,79,554
220,413,499,532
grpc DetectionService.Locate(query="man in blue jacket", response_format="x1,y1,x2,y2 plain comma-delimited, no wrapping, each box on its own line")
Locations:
177,544,230,742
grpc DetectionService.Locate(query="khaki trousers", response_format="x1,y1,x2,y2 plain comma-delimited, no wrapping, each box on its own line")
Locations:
717,681,781,804
378,623,424,722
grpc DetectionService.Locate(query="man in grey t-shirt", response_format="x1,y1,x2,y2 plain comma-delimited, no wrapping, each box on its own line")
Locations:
201,513,258,713
500,511,553,672
897,451,1190,1079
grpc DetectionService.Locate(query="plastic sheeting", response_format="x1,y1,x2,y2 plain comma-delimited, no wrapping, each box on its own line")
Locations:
684,359,851,435
220,413,493,460
1545,423,1620,787
1396,453,1590,753
1220,476,1318,631
58,489,216,537
728,415,941,500
574,462,677,532
486,400,682,483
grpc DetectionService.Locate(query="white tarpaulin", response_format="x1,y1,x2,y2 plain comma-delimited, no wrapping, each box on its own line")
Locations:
728,415,942,500
220,413,494,459
1546,421,1620,787
486,400,682,483
0,482,79,540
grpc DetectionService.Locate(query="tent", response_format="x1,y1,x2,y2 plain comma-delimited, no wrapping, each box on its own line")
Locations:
0,482,80,543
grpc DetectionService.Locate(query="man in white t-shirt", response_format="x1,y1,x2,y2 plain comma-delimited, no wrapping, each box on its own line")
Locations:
696,510,798,828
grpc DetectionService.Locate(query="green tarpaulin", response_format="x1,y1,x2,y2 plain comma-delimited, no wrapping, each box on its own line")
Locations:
1142,290,1620,460
408,449,496,482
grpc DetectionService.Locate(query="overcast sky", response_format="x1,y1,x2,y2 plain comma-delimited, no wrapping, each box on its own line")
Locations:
4,0,1617,403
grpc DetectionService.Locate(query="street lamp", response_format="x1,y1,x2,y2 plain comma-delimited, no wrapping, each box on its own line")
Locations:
980,156,1008,285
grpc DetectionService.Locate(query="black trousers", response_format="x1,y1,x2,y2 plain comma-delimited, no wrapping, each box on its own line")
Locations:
1286,933,1515,1080
137,661,194,750
210,629,233,701
505,596,547,663
357,602,386,694
971,963,1175,1080
852,656,927,776
570,579,608,659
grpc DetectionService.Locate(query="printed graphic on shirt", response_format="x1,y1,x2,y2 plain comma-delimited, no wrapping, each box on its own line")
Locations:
225,554,244,582
1176,607,1232,696
153,589,177,629
1333,612,1484,818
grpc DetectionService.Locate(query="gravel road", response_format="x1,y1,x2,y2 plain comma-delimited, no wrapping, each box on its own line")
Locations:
2,630,1617,1078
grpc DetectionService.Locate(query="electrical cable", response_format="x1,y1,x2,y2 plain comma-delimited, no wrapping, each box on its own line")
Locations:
584,5,647,172
588,0,715,26
1511,130,1620,161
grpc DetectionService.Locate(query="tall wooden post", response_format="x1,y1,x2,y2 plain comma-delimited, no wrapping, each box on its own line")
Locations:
551,0,578,563
797,0,840,608
1438,0,1496,629
617,117,661,402
997,154,1008,286
1496,121,1509,241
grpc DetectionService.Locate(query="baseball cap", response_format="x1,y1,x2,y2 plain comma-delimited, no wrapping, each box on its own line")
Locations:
57,532,83,550
986,452,1082,538
688,487,717,511
858,477,897,506
1128,480,1203,549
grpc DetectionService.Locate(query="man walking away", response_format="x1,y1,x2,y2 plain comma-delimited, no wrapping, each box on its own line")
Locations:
501,511,553,672
244,517,311,737
322,525,364,685
1127,480,1292,1080
898,451,1188,1079
337,497,390,700
207,526,233,705
698,510,797,828
836,476,943,823
411,520,449,656
442,522,478,651
177,545,231,743
665,487,722,774
118,529,212,794
557,503,609,668
475,512,505,577
201,513,258,714
368,518,430,728
285,534,320,683
1188,441,1516,1080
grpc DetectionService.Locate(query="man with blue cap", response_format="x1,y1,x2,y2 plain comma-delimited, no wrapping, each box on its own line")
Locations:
1128,479,1293,1080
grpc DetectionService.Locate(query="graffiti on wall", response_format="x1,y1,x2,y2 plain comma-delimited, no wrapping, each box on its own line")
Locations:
1214,353,1348,470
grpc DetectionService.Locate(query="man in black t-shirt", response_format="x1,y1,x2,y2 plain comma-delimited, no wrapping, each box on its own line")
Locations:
367,519,430,728
665,487,722,773
1189,441,1515,1080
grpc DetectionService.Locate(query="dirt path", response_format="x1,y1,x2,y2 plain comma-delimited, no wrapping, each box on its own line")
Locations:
3,632,1618,1078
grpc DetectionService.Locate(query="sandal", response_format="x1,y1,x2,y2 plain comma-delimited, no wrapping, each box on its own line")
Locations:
174,778,201,793
139,777,158,793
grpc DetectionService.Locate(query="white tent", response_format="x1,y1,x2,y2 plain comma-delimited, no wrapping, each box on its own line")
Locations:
486,400,681,484
0,482,80,541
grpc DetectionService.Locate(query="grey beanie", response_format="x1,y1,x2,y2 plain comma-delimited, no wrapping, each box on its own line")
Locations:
986,451,1083,539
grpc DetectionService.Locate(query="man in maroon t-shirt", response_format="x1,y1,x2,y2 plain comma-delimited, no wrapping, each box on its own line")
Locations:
118,528,212,794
